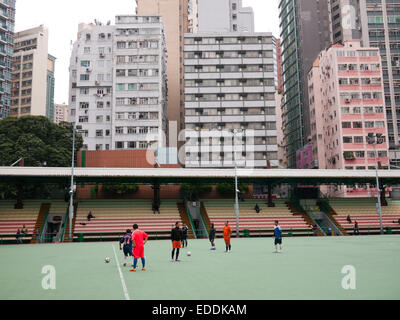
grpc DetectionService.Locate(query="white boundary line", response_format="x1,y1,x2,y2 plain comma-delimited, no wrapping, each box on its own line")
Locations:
112,245,130,300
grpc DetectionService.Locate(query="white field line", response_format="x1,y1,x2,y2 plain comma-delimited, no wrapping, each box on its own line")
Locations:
112,245,130,300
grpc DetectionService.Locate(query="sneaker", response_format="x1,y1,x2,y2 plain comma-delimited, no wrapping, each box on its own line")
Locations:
129,269,137,272
142,267,146,271
171,259,174,262
175,259,181,262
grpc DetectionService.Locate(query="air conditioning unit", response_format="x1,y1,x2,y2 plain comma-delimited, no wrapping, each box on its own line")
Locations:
95,81,100,86
86,68,91,73
345,98,351,103
99,53,105,58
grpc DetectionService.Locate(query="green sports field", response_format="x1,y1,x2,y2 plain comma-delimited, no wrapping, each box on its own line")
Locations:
0,236,399,300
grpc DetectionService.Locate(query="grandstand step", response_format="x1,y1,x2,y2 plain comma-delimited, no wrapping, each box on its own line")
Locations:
31,203,50,243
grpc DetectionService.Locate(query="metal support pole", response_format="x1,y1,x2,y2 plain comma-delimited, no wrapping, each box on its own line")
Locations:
233,130,240,238
373,143,383,235
69,124,76,241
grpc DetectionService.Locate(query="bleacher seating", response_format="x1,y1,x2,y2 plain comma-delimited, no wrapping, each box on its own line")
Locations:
203,199,310,235
74,199,181,239
0,200,42,236
330,198,400,233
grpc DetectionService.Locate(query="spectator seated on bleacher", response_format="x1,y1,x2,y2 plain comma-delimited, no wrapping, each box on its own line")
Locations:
16,229,22,244
393,218,400,225
21,225,28,236
347,215,352,223
254,204,261,214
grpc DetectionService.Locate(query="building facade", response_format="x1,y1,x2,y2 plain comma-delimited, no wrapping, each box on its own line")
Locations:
54,103,68,124
197,0,254,33
136,0,189,148
328,0,400,167
10,26,56,121
68,16,167,152
308,41,390,196
184,33,278,168
0,0,16,119
279,0,332,168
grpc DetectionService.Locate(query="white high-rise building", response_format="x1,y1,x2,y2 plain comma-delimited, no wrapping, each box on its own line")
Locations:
68,16,167,151
184,33,278,168
197,0,254,33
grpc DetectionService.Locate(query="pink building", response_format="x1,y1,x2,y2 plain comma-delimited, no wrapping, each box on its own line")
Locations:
308,41,390,197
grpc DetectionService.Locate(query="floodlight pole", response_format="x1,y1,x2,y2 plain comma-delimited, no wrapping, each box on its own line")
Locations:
232,129,240,238
69,124,76,241
368,133,383,235
372,142,383,235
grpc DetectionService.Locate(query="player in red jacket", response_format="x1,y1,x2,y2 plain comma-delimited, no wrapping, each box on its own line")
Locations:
130,224,149,272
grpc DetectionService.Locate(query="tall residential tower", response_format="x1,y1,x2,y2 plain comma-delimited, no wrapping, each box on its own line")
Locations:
68,16,167,151
279,0,332,168
0,0,16,119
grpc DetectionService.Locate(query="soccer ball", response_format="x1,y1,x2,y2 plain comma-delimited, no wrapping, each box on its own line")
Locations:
105,257,110,263
187,251,191,256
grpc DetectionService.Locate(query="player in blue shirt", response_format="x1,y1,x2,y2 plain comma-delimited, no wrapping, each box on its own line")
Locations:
273,221,283,253
119,229,133,266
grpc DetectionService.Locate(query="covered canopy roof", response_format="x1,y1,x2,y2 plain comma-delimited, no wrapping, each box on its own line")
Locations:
0,167,399,185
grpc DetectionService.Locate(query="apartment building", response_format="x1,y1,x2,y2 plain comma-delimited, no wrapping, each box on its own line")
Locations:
328,0,400,166
279,0,332,168
0,0,15,119
184,33,278,168
10,26,56,121
308,41,389,196
68,16,167,151
136,0,189,144
197,0,254,33
54,103,68,124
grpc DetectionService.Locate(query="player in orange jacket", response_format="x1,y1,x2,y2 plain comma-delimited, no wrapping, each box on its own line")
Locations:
223,221,232,252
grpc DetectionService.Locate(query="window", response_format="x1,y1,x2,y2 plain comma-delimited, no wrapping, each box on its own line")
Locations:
343,137,353,143
365,121,374,128
375,121,385,128
364,107,374,113
84,47,90,54
342,122,351,128
115,127,124,134
353,122,362,128
341,107,350,114
117,42,126,49
115,142,124,149
117,83,125,91
96,130,103,137
354,136,363,143
80,74,89,81
128,83,137,91
81,60,90,67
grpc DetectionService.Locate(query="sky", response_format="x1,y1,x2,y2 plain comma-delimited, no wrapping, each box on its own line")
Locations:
15,0,280,105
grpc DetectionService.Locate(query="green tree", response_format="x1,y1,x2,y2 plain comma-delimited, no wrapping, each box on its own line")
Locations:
0,116,83,203
180,183,213,201
102,183,139,197
216,182,249,197
0,116,82,167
